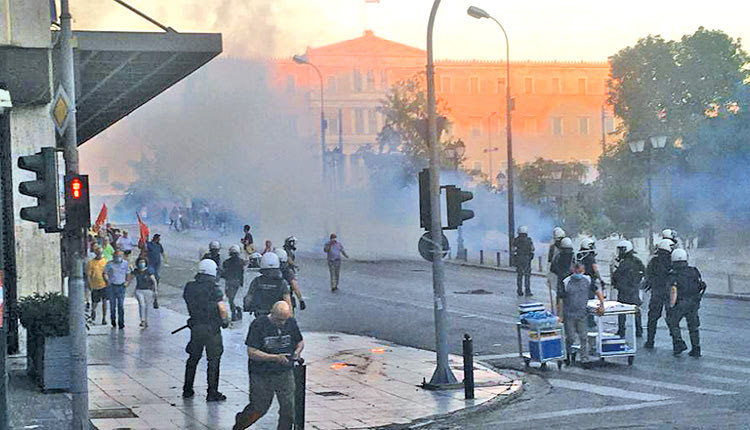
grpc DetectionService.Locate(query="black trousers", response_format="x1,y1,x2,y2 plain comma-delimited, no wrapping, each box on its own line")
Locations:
184,324,224,394
617,295,642,337
667,298,700,349
225,280,242,320
516,259,532,294
646,293,668,342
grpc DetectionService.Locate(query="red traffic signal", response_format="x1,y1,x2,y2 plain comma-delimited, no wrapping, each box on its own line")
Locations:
65,174,90,230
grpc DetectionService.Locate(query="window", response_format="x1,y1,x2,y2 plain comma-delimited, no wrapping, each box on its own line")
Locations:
578,78,587,95
469,77,480,94
355,108,364,134
367,109,378,134
552,117,564,136
524,77,533,94
496,77,506,94
472,161,482,172
327,76,337,93
551,77,561,94
353,69,363,92
524,117,538,136
470,117,482,137
285,75,296,94
605,116,615,133
328,112,339,137
366,69,375,91
578,116,590,135
441,76,452,93
381,70,388,89
99,166,109,184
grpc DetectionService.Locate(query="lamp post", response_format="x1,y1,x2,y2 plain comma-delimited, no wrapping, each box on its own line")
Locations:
468,5,515,266
628,135,668,252
485,111,498,187
293,54,327,182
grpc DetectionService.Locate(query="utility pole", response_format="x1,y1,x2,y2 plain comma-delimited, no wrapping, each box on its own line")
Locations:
59,1,89,428
425,0,456,387
601,105,606,154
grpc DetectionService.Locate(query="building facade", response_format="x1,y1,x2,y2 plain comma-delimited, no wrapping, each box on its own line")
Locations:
273,30,616,182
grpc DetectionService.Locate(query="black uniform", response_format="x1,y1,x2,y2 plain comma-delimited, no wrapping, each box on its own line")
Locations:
182,273,225,399
221,254,246,321
552,248,574,298
513,234,535,296
612,252,645,337
666,262,705,356
644,250,672,347
244,269,290,317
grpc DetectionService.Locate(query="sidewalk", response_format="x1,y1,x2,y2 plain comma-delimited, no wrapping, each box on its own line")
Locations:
9,298,522,430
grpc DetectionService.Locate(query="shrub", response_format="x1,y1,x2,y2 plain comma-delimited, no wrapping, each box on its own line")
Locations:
18,292,69,337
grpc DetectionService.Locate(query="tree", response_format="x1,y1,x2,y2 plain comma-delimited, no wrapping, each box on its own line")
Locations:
377,73,463,183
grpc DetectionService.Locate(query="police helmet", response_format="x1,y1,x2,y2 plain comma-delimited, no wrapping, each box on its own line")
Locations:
671,248,688,263
260,252,280,269
248,252,262,268
560,237,573,249
518,226,528,235
553,227,566,240
198,259,218,277
274,248,288,263
617,240,634,254
661,229,678,243
209,240,221,251
579,237,595,251
229,245,241,255
657,239,673,252
284,236,297,250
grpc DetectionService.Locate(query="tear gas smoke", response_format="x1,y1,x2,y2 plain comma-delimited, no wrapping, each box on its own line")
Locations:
84,58,555,260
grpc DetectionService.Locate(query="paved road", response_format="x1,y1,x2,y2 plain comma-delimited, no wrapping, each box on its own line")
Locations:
157,247,750,429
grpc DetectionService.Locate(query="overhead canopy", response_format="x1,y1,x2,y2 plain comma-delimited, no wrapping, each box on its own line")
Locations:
71,30,222,145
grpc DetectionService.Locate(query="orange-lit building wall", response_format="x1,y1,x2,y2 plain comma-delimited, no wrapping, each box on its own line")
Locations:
273,31,617,182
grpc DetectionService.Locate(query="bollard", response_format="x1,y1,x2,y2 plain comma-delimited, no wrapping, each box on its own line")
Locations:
294,358,306,430
496,252,501,267
462,334,475,400
538,255,543,272
479,250,484,265
463,249,468,262
728,274,734,294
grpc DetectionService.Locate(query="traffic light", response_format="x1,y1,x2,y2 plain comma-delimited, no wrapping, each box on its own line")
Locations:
446,185,474,229
65,174,90,230
17,147,62,232
419,168,431,230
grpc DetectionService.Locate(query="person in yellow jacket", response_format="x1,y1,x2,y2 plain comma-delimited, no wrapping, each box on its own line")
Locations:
87,246,109,325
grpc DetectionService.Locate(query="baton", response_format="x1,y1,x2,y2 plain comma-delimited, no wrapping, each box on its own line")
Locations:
171,324,189,334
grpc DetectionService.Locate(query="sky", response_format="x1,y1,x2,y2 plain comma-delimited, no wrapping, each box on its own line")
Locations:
69,0,750,61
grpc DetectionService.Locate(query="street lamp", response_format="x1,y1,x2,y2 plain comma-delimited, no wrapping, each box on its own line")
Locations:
293,54,327,182
468,5,515,266
627,135,668,251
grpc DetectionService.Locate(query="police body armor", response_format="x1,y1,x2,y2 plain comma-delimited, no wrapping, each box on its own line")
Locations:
673,266,704,304
244,270,288,316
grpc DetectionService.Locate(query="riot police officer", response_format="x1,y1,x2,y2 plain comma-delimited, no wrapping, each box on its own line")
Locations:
283,236,298,269
612,240,645,338
548,227,566,307
243,252,292,317
182,259,227,401
274,248,306,314
643,239,673,349
577,238,603,328
513,226,535,297
221,245,246,321
552,237,574,314
667,249,705,357
203,240,223,278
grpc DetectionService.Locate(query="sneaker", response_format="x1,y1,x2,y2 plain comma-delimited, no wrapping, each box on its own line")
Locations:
206,391,227,402
182,388,195,399
139,321,145,328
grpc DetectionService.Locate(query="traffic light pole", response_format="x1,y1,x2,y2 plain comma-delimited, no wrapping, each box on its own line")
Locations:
60,1,89,428
425,0,457,388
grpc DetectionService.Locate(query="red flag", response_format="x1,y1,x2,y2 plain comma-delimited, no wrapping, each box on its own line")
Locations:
136,212,150,248
93,204,107,232
365,0,380,3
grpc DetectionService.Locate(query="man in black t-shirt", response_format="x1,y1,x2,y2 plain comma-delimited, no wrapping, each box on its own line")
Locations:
233,301,304,430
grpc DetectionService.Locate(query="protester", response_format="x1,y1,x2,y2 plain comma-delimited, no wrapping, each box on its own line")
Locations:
87,246,109,325
116,230,135,260
261,239,273,255
241,225,254,254
146,234,165,308
324,233,349,292
101,237,115,262
560,263,605,364
130,256,157,328
233,301,304,430
221,245,246,321
104,250,130,329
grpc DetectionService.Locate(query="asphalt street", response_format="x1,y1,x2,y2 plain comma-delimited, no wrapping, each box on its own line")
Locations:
157,249,750,429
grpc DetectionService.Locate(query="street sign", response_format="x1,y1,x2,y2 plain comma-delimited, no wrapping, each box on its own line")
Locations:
50,85,72,136
418,232,449,262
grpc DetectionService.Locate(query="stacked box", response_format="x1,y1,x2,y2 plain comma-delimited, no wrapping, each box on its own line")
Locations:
529,336,563,360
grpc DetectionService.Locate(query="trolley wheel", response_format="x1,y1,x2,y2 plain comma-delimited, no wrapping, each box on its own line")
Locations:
600,357,605,363
557,360,563,370
628,356,634,366
540,362,547,370
524,358,530,367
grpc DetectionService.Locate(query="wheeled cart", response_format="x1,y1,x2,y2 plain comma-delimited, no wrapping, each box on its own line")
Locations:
516,321,566,370
587,300,637,365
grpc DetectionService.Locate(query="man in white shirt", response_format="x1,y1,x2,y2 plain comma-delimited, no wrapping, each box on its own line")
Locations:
116,230,135,260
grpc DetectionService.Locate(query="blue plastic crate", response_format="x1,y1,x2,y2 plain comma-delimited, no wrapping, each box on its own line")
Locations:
529,337,563,360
